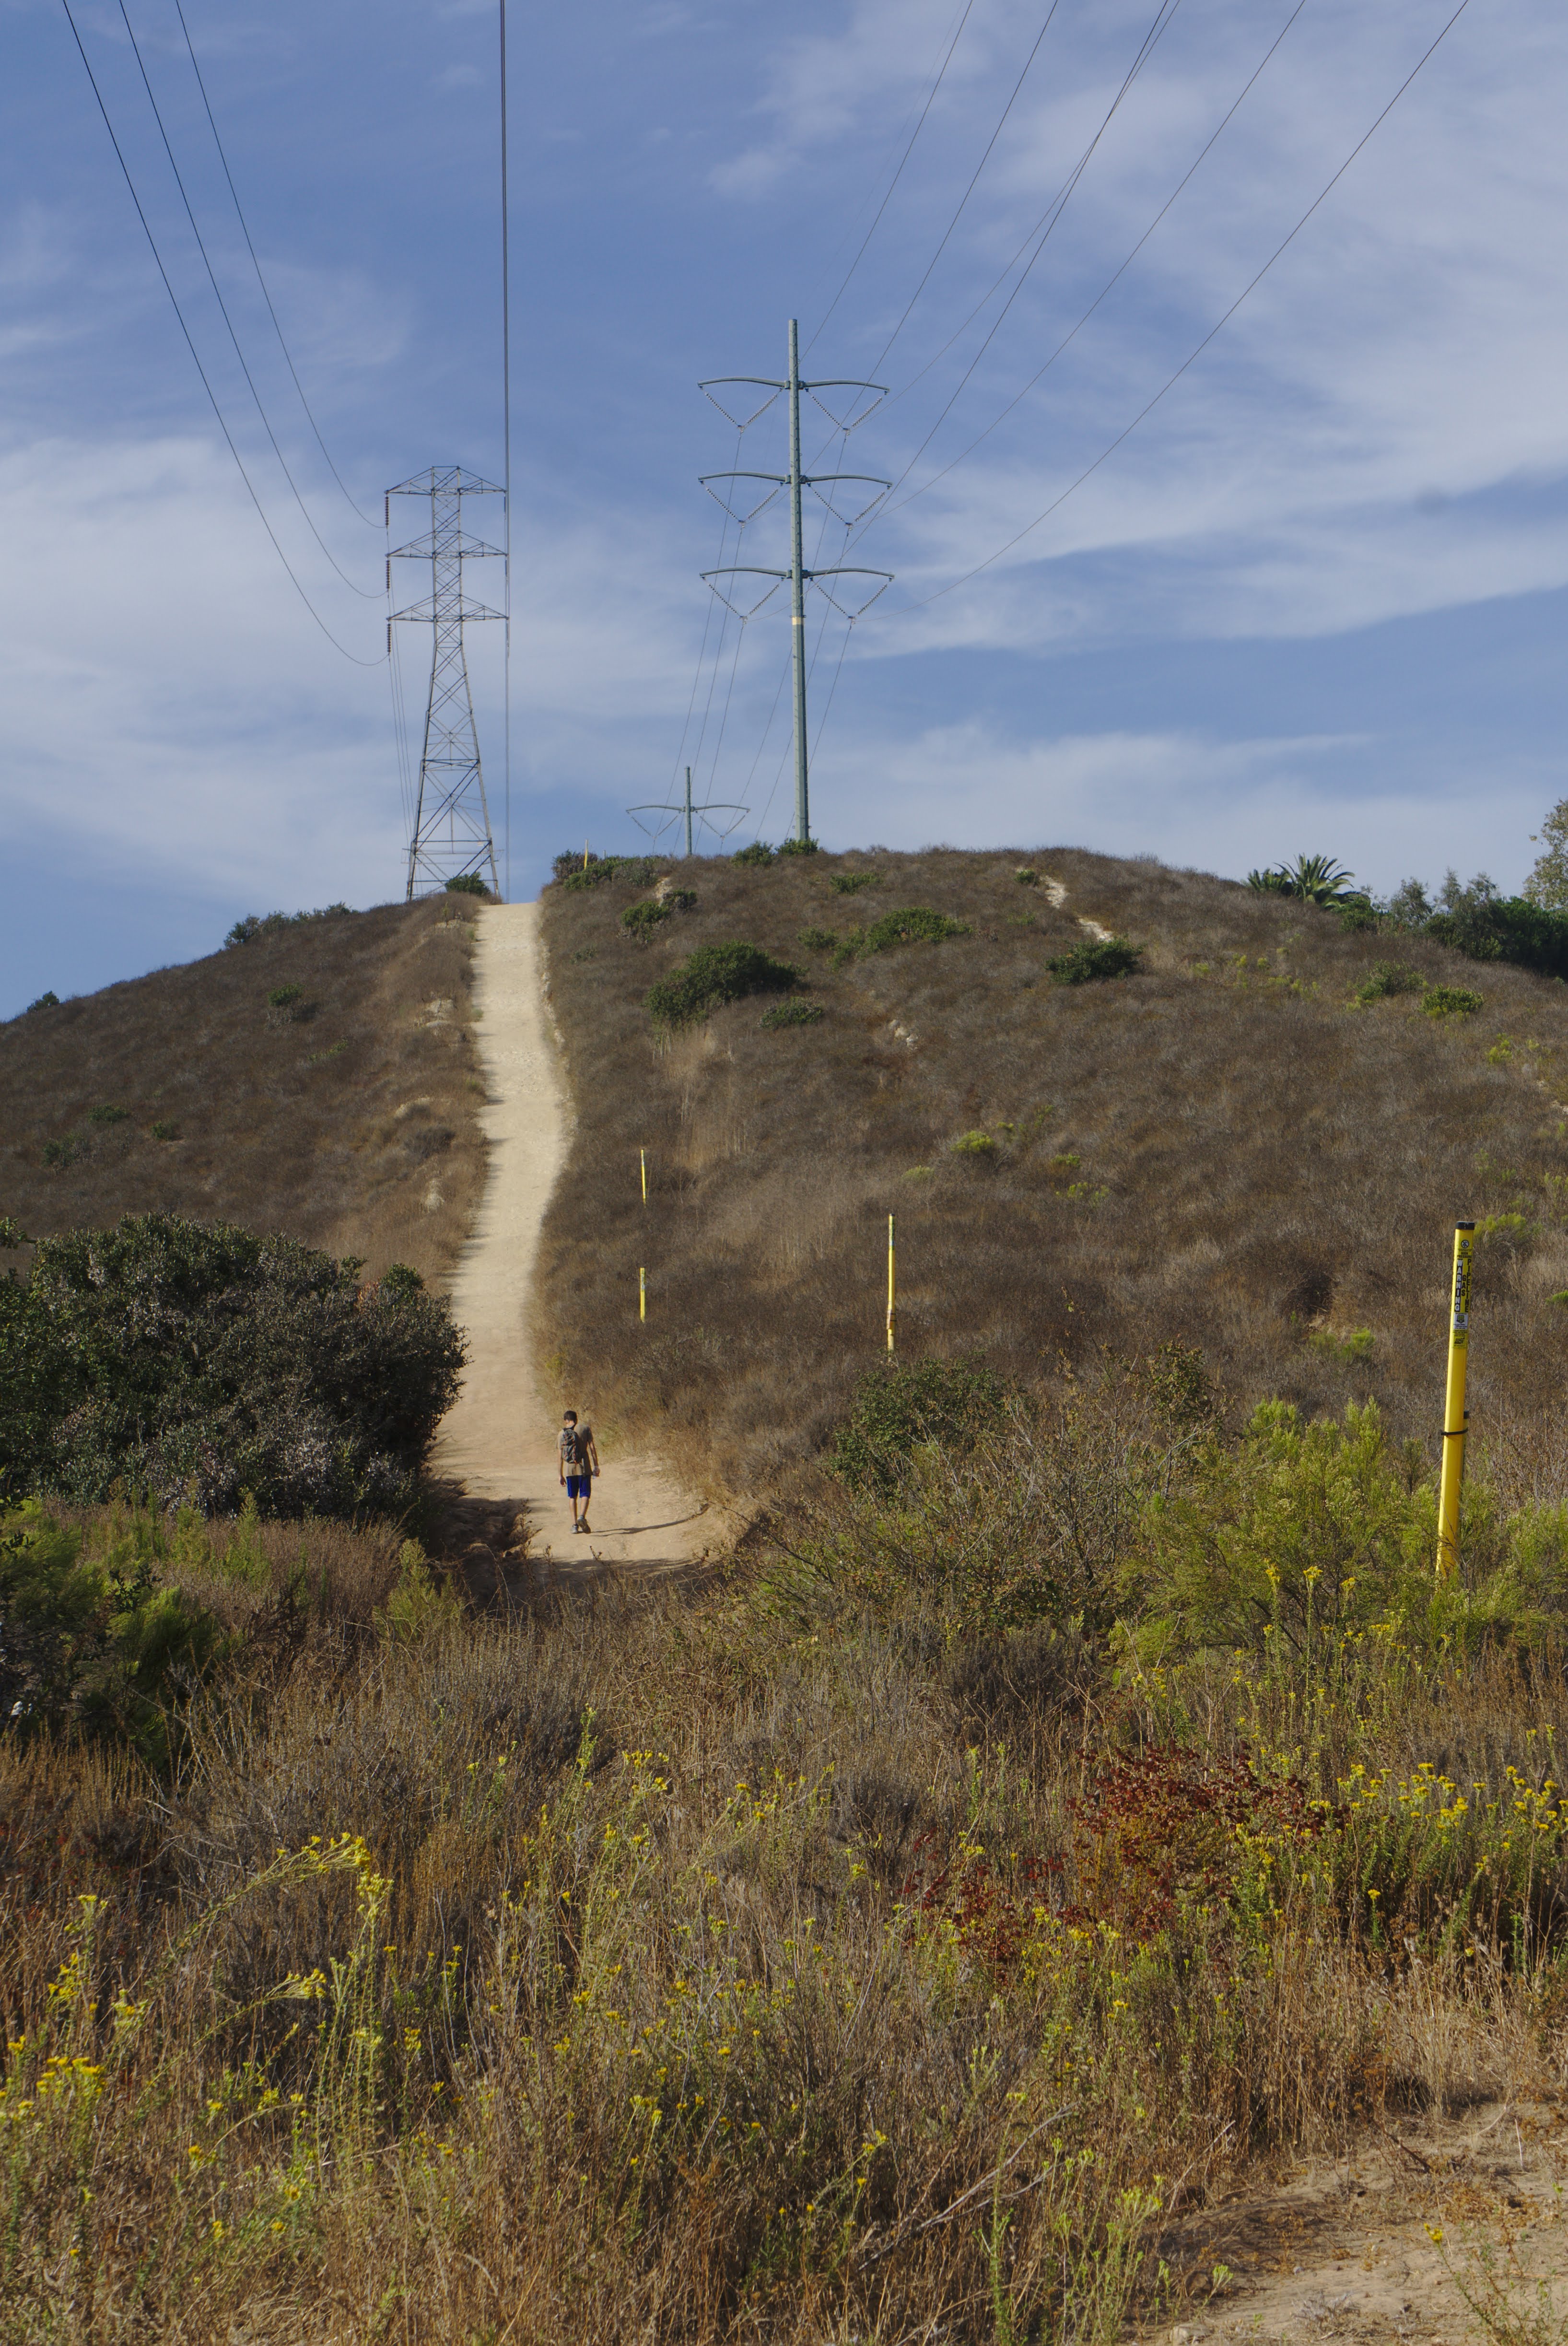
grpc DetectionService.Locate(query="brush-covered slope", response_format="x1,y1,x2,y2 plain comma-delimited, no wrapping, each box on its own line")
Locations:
538,846,1568,1493
0,898,484,1288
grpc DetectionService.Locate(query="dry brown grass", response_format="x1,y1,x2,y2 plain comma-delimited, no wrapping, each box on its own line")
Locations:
0,898,486,1290
537,847,1568,1498
3,1497,1565,2342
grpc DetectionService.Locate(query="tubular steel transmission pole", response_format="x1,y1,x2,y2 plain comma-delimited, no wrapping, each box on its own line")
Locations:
700,322,892,847
387,467,505,899
787,320,809,847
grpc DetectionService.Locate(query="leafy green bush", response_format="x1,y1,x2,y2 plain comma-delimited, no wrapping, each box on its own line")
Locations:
266,983,305,1017
1015,868,1039,887
41,1133,86,1171
779,836,819,856
645,942,799,1029
0,1499,224,1765
856,906,970,954
668,889,698,911
828,1355,1012,1494
224,906,351,949
0,1213,465,1518
1425,893,1568,978
621,899,672,942
89,1103,129,1127
23,992,59,1014
797,925,838,951
950,1130,995,1156
829,872,879,895
1423,985,1483,1019
731,842,776,867
1046,935,1143,984
444,873,488,896
560,855,664,894
151,1120,179,1142
759,1001,823,1030
1355,960,1422,1004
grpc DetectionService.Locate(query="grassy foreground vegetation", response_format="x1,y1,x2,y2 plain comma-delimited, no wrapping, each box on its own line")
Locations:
3,1352,1568,2339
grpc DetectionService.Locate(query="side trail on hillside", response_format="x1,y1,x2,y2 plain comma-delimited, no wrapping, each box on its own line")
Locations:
430,902,715,1595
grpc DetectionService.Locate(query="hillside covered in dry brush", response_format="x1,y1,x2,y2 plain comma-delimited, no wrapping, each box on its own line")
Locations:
537,845,1568,1500
0,896,486,1290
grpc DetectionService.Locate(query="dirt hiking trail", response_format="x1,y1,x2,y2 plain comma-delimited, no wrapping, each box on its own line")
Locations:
430,901,716,1597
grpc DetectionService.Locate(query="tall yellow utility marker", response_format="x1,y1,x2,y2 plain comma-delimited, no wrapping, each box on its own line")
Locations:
1436,1221,1474,1578
639,1266,646,1325
886,1214,896,1352
640,1148,648,1204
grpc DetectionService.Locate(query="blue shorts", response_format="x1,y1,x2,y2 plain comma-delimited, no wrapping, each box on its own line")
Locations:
565,1474,590,1498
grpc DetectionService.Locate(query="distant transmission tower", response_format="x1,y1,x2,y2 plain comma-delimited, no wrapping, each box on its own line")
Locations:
387,467,506,899
699,321,891,847
627,766,748,856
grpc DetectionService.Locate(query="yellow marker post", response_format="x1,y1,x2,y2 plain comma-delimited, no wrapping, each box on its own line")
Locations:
640,1148,648,1204
639,1265,646,1325
886,1213,896,1352
583,839,590,871
1436,1221,1474,1579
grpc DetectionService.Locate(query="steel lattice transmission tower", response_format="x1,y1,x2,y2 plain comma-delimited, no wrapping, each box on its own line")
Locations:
387,467,506,900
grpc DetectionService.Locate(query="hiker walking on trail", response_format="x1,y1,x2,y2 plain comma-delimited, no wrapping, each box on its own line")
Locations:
559,1409,600,1534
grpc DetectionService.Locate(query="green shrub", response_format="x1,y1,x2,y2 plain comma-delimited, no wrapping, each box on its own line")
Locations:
622,899,673,942
88,1104,129,1127
1046,935,1143,984
1425,894,1568,979
1355,961,1422,1004
224,906,351,949
1015,868,1039,887
829,872,879,895
856,906,970,954
41,1134,85,1171
374,1538,461,1644
779,836,819,856
379,1263,426,1301
151,1120,179,1142
1423,985,1483,1019
0,1213,465,1519
0,1498,224,1766
561,855,664,894
797,925,838,951
950,1130,995,1156
668,889,698,911
646,942,799,1029
267,983,304,1010
444,873,488,896
23,991,59,1014
827,1355,1013,1493
759,1001,824,1031
731,842,776,867
1308,1325,1374,1361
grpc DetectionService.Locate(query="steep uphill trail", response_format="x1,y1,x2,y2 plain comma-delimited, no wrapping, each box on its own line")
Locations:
430,900,715,1594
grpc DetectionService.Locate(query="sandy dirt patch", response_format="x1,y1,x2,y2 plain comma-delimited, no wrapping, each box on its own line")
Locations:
1155,2097,1567,2346
430,901,718,1597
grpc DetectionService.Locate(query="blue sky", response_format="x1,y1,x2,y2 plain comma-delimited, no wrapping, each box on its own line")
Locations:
3,0,1565,1012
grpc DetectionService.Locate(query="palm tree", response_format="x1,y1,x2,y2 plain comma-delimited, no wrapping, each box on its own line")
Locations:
1247,854,1361,907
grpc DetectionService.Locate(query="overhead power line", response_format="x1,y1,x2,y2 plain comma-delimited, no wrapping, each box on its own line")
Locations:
868,0,1187,512
876,0,1312,524
116,0,379,599
863,0,1068,378
807,0,978,355
59,0,385,664
888,0,1481,617
171,0,379,529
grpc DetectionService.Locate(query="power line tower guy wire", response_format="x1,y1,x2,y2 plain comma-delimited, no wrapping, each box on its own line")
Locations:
699,321,891,846
388,467,505,898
